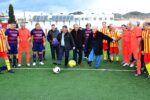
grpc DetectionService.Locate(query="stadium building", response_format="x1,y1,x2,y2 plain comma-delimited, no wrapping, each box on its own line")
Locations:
31,12,114,29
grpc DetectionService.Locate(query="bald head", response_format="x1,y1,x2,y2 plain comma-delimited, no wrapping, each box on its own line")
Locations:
92,26,98,34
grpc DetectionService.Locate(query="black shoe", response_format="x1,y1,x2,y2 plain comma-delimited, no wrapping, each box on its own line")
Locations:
88,61,92,67
89,64,92,67
57,63,61,66
9,59,12,63
8,70,15,73
108,59,112,63
141,68,147,74
53,62,57,65
0,66,7,71
77,62,82,66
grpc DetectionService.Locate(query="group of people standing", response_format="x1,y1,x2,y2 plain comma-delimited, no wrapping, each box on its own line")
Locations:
0,22,46,73
47,22,116,68
121,21,150,78
0,20,150,78
47,24,88,68
45,21,150,78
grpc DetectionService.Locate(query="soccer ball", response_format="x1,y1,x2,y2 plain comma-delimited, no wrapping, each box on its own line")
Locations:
68,60,77,68
53,66,61,74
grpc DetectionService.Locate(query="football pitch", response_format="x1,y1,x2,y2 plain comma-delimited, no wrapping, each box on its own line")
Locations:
0,44,150,100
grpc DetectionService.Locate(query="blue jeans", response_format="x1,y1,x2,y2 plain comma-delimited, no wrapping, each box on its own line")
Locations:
88,49,101,68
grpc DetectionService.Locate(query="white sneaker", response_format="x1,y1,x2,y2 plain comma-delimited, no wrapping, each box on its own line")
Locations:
32,62,36,66
123,63,129,67
18,64,22,67
39,62,44,65
130,64,134,68
27,63,30,67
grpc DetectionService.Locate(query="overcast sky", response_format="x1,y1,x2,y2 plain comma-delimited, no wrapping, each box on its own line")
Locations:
1,0,150,14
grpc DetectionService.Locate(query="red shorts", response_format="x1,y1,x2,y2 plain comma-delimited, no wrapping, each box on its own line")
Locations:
144,53,150,63
110,47,119,54
103,43,108,50
0,52,8,58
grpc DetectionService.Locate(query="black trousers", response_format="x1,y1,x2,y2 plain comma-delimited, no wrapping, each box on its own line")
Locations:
107,41,110,60
73,48,83,64
58,46,70,66
50,46,59,61
130,53,135,62
84,41,90,58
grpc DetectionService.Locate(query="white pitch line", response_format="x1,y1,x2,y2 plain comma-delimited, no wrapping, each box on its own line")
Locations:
12,68,135,72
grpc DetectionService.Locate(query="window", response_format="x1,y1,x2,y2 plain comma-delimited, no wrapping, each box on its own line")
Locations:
75,18,79,21
99,18,102,20
81,18,84,20
93,17,96,20
110,17,114,20
85,18,89,21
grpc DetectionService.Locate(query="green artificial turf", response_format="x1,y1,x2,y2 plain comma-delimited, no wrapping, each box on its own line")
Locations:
0,70,150,100
0,42,150,100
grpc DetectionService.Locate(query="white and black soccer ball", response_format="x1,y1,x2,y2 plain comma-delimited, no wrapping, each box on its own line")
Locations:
53,66,61,74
